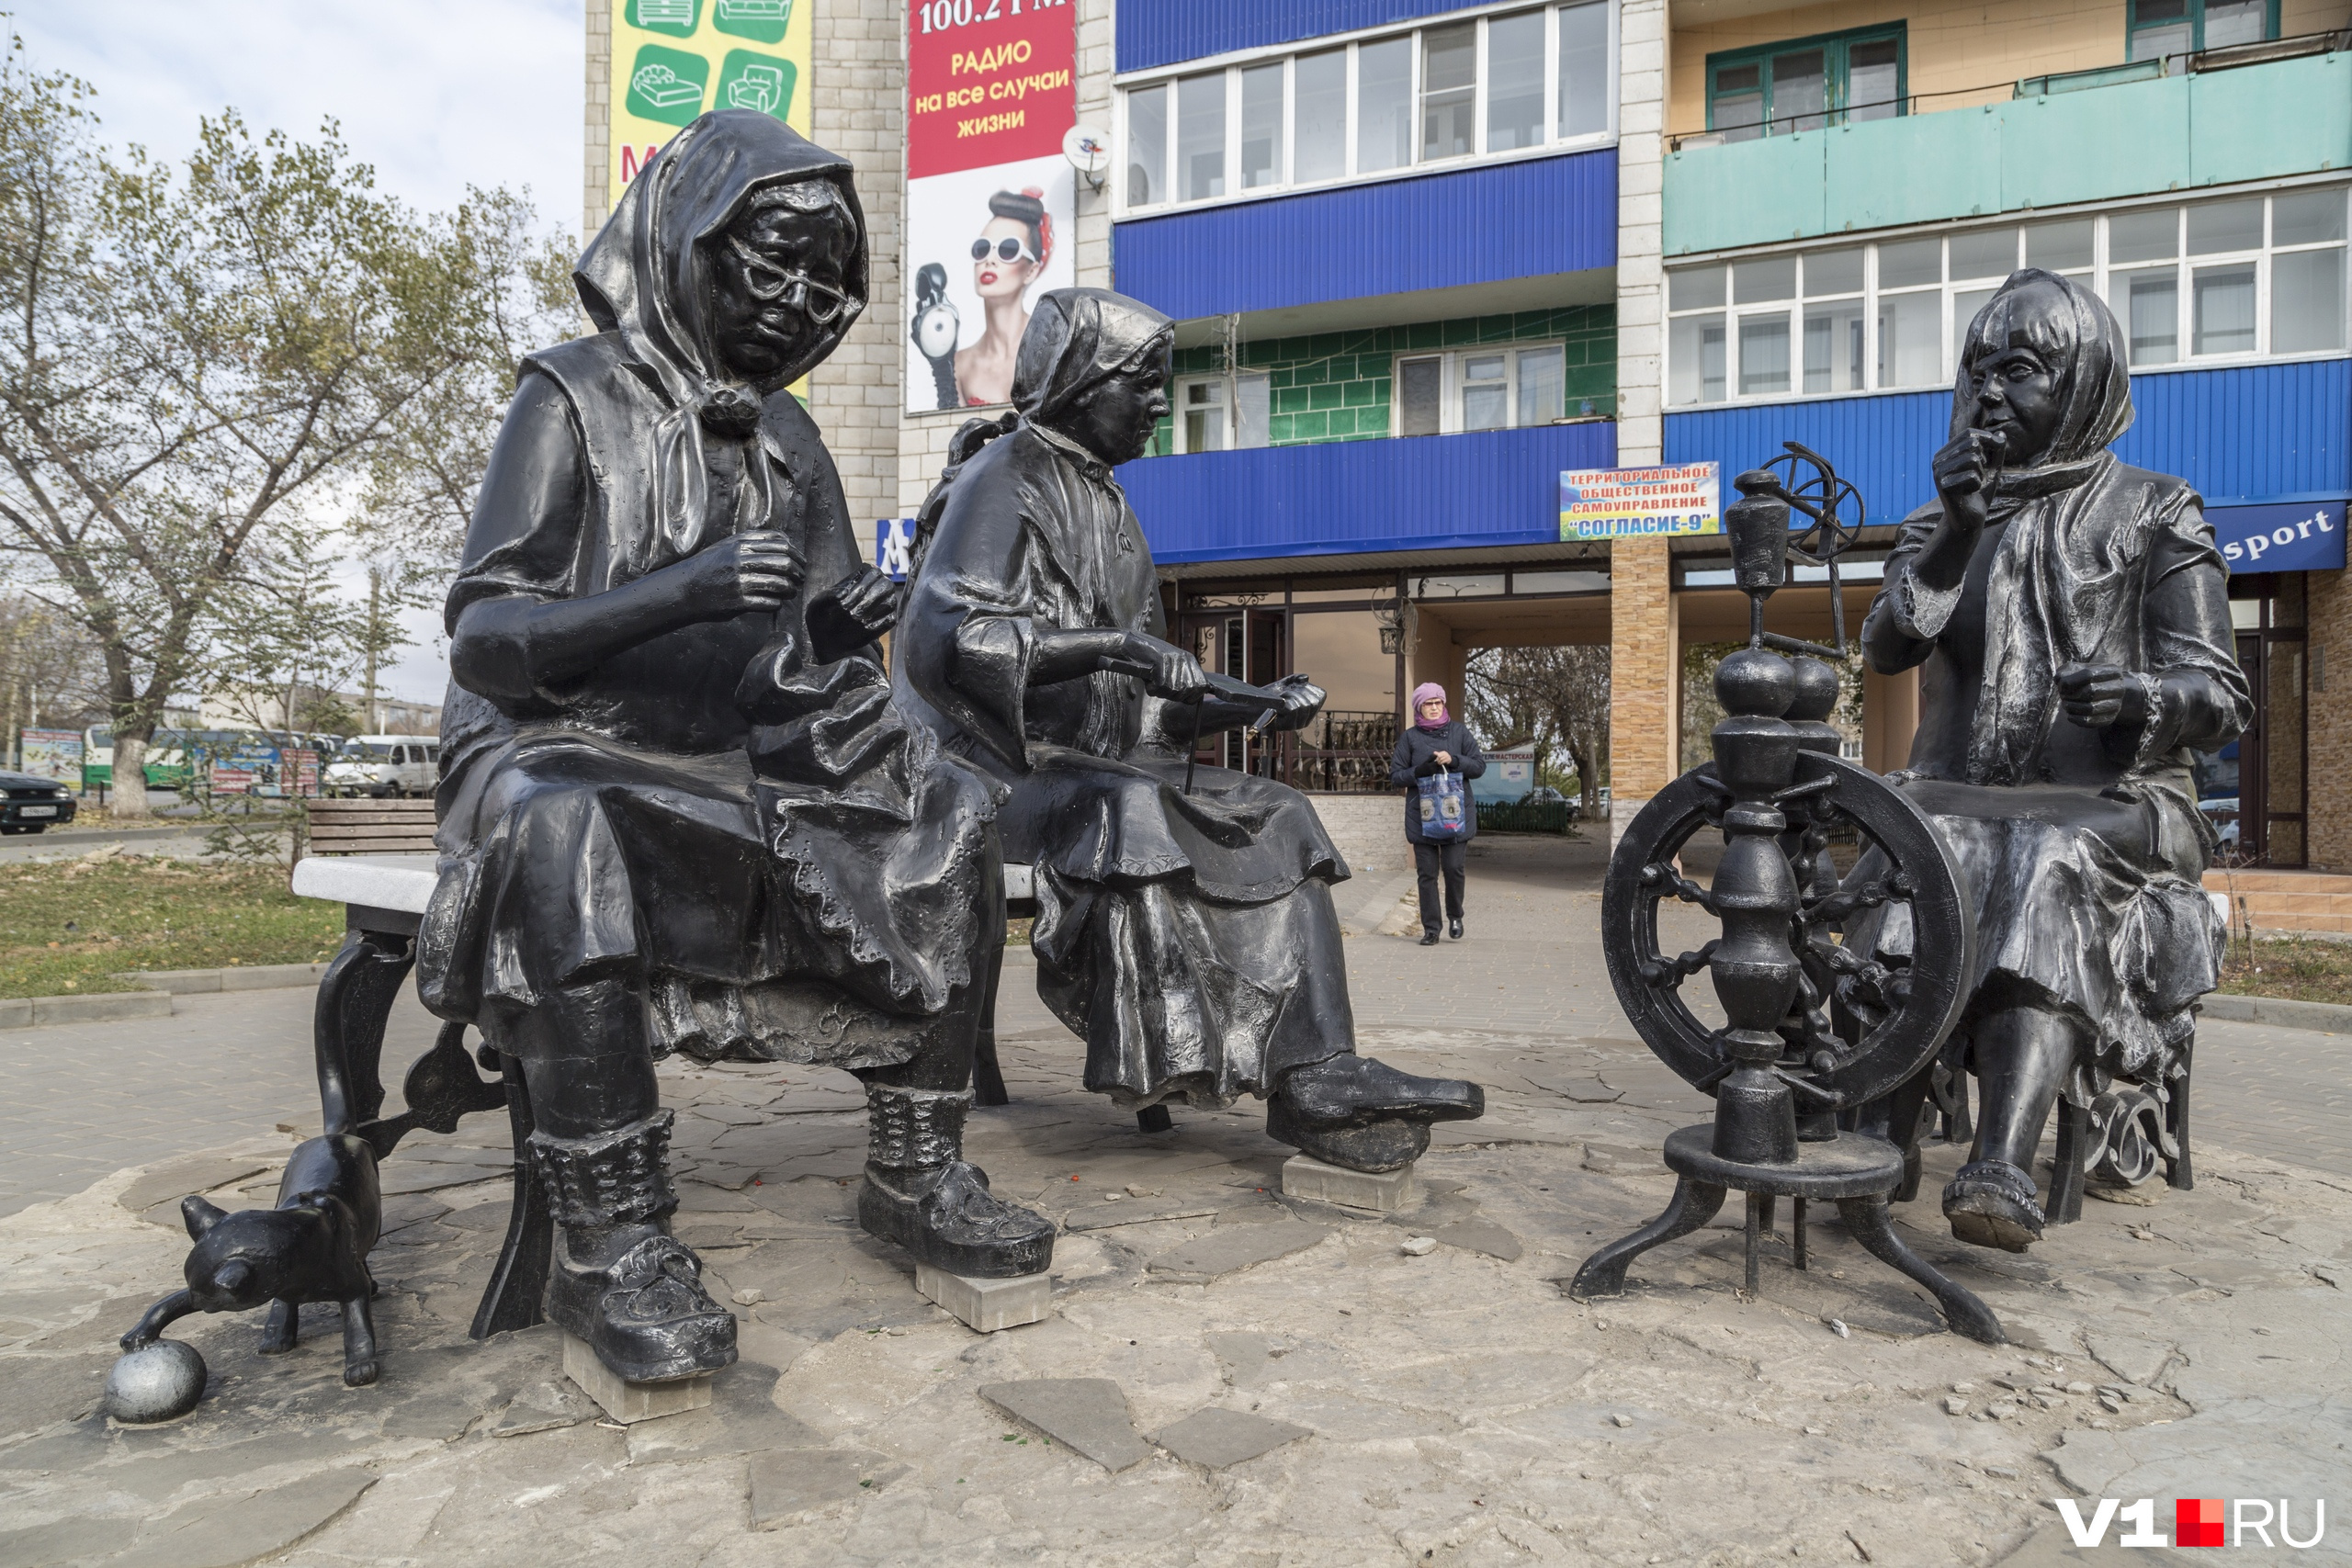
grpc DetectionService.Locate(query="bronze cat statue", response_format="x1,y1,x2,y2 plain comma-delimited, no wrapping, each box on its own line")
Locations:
119,1131,384,1386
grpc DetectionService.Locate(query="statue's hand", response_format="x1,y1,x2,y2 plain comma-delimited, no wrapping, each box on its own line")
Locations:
687,533,805,615
2057,662,2147,730
1268,672,1327,730
1930,428,2007,539
1116,633,1210,701
830,566,904,640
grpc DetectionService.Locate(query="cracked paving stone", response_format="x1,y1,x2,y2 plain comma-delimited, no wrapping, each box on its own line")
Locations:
1146,1221,1329,1281
978,1378,1152,1472
117,1157,273,1215
1151,1405,1311,1468
107,1466,377,1568
748,1448,909,1528
1432,1219,1523,1261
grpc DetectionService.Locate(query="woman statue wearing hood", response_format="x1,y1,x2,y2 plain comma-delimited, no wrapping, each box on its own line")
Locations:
1857,268,2250,1253
419,112,1051,1386
893,288,1486,1173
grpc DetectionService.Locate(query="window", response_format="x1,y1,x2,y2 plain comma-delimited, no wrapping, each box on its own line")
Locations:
1391,344,1573,434
2128,0,2276,62
1295,51,1348,184
1119,4,1615,213
1179,377,1227,452
1487,10,1546,152
1666,187,2351,406
1126,84,1166,206
1178,72,1226,201
1240,63,1284,189
1705,26,1906,141
1175,373,1272,452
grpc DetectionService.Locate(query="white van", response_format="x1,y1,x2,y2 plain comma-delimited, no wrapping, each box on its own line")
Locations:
323,735,441,798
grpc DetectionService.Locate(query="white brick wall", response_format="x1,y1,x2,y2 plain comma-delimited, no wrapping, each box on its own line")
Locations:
583,3,611,240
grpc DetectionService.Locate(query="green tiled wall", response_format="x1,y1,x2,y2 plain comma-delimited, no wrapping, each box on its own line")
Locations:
1141,304,1616,458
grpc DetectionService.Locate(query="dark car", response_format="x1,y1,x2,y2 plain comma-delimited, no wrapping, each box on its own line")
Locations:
0,770,78,834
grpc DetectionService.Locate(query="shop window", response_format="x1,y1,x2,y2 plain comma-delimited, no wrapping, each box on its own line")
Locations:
2128,0,2276,62
1392,344,1573,433
1118,4,1614,215
1705,25,1905,142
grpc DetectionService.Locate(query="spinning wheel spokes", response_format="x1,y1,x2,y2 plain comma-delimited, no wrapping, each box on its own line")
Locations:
1601,752,1972,1115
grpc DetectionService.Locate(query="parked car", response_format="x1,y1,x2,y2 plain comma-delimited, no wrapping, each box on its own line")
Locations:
322,736,441,798
0,768,79,834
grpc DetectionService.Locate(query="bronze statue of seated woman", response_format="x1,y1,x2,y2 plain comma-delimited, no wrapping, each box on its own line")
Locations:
419,111,1051,1384
891,288,1486,1174
1852,268,2250,1252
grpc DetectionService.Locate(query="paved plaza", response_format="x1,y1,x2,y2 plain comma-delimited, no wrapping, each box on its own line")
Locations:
2,834,2348,1565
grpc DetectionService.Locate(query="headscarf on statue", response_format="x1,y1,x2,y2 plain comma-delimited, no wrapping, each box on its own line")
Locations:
572,110,870,582
1942,269,2226,786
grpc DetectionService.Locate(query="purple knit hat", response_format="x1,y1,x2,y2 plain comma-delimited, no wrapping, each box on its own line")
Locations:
1411,682,1450,730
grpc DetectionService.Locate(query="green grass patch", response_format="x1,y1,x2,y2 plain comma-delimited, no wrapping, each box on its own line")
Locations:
0,856,344,999
2217,933,2352,1008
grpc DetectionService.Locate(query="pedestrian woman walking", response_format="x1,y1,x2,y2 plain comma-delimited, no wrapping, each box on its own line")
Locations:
1390,683,1485,946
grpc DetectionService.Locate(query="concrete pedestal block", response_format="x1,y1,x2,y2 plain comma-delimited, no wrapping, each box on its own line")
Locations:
561,1333,713,1424
916,1264,1051,1331
1283,1155,1419,1213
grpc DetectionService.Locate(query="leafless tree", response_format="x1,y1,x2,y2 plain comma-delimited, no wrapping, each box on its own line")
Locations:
0,36,569,815
1464,644,1611,814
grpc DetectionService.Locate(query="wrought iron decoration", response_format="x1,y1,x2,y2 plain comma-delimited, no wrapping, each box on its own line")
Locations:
1572,447,2003,1344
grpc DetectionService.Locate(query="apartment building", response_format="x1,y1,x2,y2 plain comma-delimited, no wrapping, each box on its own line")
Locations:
586,0,2352,866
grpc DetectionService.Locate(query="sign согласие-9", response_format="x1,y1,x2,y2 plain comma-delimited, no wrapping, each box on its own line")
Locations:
1560,463,1722,541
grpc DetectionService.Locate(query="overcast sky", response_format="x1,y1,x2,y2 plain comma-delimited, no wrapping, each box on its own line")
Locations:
17,0,586,705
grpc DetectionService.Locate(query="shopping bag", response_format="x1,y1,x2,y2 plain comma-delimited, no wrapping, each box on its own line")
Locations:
1418,766,1471,842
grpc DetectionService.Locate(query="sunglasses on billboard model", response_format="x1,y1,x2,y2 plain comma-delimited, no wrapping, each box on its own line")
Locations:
970,237,1038,265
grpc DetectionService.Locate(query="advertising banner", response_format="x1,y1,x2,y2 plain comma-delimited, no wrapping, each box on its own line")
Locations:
1559,463,1722,541
17,728,83,784
606,0,814,209
2210,499,2346,574
903,0,1077,412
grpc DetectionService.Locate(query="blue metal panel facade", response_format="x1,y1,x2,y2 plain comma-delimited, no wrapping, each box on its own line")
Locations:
1662,360,2352,530
1119,0,1488,73
1113,152,1617,322
1116,422,1619,565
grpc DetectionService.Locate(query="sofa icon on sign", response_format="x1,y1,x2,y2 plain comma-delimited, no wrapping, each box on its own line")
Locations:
633,63,704,109
728,62,788,113
718,0,790,20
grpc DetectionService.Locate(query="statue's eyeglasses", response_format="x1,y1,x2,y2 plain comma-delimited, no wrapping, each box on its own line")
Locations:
727,235,862,324
970,236,1037,265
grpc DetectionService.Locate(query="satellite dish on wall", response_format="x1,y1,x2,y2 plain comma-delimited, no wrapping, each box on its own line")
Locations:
1063,124,1111,192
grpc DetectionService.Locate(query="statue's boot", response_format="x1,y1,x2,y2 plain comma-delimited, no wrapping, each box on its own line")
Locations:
1942,1157,2045,1253
531,1110,738,1382
858,1085,1055,1277
1267,1054,1486,1173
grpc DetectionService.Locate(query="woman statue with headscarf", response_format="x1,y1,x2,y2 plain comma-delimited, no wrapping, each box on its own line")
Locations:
419,111,1051,1386
894,288,1485,1173
1856,268,2250,1253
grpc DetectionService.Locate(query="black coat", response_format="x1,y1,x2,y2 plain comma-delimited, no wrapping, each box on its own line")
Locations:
1388,721,1486,845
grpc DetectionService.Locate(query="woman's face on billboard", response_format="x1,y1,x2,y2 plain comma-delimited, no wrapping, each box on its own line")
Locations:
973,215,1038,300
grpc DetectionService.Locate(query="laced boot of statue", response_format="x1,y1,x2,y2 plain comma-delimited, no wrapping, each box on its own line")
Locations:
1266,1053,1486,1174
531,1111,738,1382
857,1085,1055,1277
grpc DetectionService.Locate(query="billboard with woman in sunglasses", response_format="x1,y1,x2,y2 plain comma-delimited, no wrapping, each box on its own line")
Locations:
903,0,1076,412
